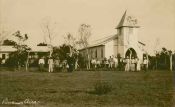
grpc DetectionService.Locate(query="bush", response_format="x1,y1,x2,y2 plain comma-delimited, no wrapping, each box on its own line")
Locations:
93,81,112,95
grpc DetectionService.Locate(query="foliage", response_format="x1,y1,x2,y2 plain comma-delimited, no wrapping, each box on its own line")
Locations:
6,31,31,68
93,81,112,95
41,19,58,57
37,42,47,46
78,24,91,48
155,47,171,70
148,47,172,70
52,44,78,61
2,39,16,46
52,44,71,61
77,24,92,69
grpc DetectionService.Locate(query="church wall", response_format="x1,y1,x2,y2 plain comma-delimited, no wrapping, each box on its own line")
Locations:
79,45,105,61
105,40,114,59
117,46,125,58
90,46,105,60
122,27,144,60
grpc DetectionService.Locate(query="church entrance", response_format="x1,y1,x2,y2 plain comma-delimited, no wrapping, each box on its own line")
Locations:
125,48,137,58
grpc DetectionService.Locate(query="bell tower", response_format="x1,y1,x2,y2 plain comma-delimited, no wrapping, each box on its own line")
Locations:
115,11,140,58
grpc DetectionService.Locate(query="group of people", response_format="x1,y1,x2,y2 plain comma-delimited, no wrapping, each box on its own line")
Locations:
90,55,149,71
38,53,149,72
91,56,119,69
38,53,75,73
124,56,148,71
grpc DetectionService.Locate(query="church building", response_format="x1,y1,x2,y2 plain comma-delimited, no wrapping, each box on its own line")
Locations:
79,11,146,61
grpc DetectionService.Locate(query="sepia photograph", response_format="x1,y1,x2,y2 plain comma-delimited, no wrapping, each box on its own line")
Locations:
0,0,175,107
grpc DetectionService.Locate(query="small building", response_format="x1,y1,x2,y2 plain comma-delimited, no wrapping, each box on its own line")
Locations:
79,11,146,61
0,46,16,60
0,45,50,61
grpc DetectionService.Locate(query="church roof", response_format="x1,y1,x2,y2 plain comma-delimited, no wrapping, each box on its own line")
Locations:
78,34,118,50
88,34,118,47
116,10,140,29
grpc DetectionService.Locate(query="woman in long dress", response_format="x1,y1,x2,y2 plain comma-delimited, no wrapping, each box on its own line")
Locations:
131,57,135,71
136,58,141,71
125,56,130,72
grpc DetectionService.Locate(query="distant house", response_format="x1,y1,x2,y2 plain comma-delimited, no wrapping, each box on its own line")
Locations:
0,46,16,60
0,45,50,61
79,11,146,61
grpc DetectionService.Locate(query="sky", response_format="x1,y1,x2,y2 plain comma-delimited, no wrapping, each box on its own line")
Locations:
0,0,175,55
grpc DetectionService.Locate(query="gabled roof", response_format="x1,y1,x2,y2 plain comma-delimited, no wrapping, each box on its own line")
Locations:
0,46,16,52
116,10,140,29
90,34,118,46
79,34,118,50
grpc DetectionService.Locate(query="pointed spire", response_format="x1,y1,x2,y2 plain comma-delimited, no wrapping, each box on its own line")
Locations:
116,10,139,29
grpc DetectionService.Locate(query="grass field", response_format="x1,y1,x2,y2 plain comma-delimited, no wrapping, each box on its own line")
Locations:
0,69,174,107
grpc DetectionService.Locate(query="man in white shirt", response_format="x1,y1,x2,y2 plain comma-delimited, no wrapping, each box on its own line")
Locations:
38,57,45,71
48,57,54,72
91,58,97,69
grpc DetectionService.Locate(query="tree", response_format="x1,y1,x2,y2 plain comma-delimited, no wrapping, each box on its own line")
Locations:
2,39,16,46
0,29,11,45
153,38,160,70
64,33,76,54
10,31,31,71
41,19,57,57
155,47,172,70
77,24,92,69
52,44,71,61
64,33,79,69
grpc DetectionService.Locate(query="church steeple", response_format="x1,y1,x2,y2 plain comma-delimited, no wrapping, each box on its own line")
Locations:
116,10,139,29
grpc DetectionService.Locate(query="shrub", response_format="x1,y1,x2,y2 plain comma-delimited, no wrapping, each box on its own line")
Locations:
93,81,112,95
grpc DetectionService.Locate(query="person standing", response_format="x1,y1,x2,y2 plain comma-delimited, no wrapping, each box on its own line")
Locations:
91,58,97,69
54,58,60,72
125,56,130,72
118,57,122,71
104,57,108,68
38,57,45,71
67,53,74,72
131,57,136,71
96,59,101,68
108,56,113,69
48,57,54,72
136,58,141,71
113,56,118,69
143,57,148,71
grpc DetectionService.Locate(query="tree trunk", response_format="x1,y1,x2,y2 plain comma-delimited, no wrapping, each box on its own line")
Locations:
146,53,149,69
25,52,30,71
170,54,172,71
86,48,90,70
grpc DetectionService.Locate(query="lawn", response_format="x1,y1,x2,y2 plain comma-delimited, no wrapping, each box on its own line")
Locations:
0,69,174,107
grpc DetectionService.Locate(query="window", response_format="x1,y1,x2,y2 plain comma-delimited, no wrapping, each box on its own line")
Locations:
101,48,103,58
95,49,97,58
91,50,93,58
2,54,5,59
